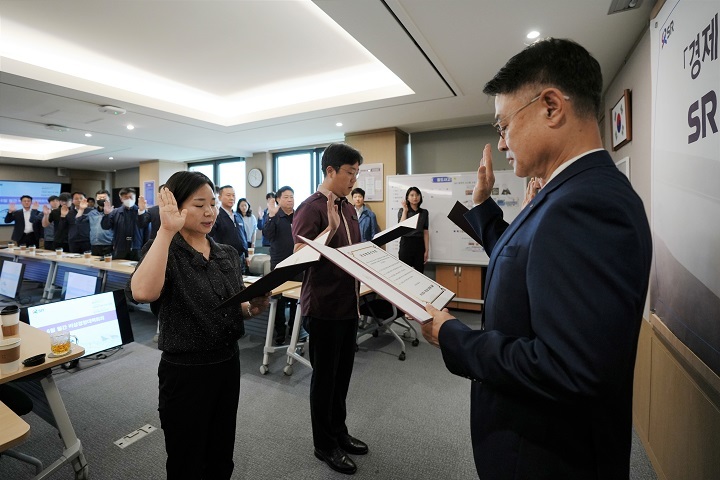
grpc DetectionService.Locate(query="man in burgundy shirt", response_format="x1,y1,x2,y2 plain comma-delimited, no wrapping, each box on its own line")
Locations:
292,143,366,475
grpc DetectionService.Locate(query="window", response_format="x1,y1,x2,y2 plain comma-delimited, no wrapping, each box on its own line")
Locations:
188,158,246,200
218,161,246,200
273,147,324,204
188,162,214,180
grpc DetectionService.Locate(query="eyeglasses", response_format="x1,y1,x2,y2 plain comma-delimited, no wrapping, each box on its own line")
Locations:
492,93,571,139
339,167,360,179
492,94,541,139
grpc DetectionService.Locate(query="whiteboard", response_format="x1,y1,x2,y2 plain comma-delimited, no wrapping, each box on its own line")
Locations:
385,171,526,265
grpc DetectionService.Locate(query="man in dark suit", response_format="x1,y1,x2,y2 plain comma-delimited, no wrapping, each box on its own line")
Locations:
423,38,652,479
209,185,248,268
143,183,165,242
4,195,41,246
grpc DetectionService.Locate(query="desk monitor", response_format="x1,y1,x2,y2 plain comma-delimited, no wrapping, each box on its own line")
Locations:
61,271,101,300
21,290,134,357
0,259,25,299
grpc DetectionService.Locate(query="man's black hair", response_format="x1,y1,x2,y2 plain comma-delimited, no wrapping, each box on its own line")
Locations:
483,38,602,119
321,143,363,176
275,186,294,198
351,188,365,198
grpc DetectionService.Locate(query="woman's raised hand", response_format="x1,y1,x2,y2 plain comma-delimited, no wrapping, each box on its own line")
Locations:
158,187,186,233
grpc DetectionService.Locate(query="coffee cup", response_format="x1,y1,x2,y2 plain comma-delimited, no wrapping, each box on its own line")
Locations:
1,305,20,338
56,247,64,256
19,244,26,251
248,247,255,256
84,251,92,259
50,331,77,356
29,245,36,253
103,254,112,263
0,337,21,374
7,242,15,248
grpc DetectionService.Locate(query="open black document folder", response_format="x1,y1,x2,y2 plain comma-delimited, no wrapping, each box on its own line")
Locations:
447,201,483,246
214,215,419,310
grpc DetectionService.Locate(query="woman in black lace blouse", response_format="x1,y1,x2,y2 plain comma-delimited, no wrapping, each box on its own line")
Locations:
130,171,268,479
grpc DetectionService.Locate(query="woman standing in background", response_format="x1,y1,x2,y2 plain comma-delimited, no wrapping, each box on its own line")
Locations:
236,198,258,248
398,186,429,273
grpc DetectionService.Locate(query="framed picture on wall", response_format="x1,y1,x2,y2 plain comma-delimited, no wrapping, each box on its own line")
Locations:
611,89,632,151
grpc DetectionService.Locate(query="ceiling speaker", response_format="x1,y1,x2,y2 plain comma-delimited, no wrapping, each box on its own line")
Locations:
46,124,69,132
57,168,69,177
98,105,127,115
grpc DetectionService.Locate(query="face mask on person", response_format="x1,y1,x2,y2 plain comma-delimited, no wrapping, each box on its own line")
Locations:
122,198,135,208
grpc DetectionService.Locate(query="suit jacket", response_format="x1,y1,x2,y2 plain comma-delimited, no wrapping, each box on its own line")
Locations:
4,208,42,242
147,205,161,241
209,209,248,257
439,150,652,479
263,209,294,269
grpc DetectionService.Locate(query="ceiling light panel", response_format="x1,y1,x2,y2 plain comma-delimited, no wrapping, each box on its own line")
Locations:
0,1,412,127
0,134,102,160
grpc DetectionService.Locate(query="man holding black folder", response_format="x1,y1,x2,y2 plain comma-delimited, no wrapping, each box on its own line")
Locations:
292,143,366,475
423,38,652,479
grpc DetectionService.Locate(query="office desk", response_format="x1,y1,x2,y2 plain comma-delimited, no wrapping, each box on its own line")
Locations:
0,322,88,479
1,248,60,300
5,249,136,300
0,400,30,451
279,284,402,376
256,280,302,375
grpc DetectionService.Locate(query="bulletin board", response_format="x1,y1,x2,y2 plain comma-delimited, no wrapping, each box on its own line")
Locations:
356,163,384,201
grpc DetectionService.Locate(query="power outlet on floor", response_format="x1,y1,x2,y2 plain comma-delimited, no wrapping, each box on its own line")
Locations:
114,424,157,449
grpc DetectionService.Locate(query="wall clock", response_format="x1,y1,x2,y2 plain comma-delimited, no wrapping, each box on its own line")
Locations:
248,168,263,188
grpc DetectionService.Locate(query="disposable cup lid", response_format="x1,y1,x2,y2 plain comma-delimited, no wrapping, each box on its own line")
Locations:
1,305,19,314
0,338,21,348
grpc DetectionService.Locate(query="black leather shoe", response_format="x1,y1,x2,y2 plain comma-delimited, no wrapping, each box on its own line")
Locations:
338,435,369,455
314,447,357,474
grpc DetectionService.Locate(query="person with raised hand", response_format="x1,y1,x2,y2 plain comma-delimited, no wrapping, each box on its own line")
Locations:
129,171,268,480
292,143,367,475
4,194,42,247
422,38,652,480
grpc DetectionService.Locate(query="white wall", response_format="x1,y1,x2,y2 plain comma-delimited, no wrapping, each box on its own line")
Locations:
604,30,652,218
410,125,511,174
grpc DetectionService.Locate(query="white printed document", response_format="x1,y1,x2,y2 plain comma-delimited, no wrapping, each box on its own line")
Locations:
299,236,455,323
215,215,428,311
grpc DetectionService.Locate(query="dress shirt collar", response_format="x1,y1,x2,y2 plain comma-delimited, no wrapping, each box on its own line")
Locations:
545,148,604,186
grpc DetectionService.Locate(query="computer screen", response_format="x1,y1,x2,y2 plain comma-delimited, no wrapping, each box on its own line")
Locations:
61,271,101,300
0,180,63,212
0,260,25,299
22,290,134,357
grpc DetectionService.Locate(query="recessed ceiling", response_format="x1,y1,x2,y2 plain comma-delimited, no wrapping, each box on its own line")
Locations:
0,0,655,171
